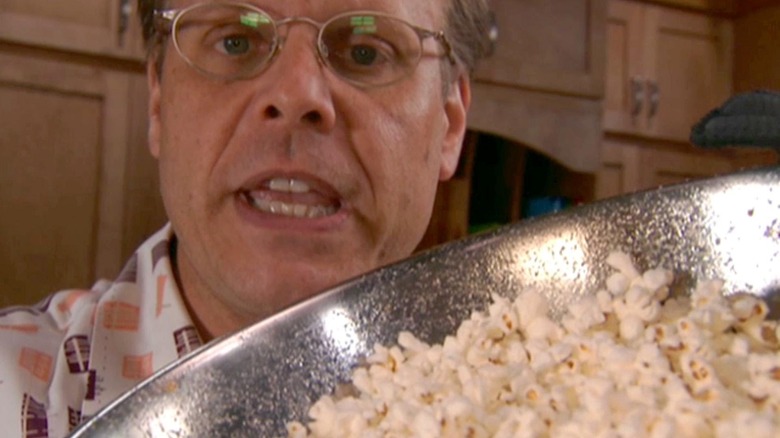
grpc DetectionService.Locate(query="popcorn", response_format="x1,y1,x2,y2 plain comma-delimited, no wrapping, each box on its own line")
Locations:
606,251,641,281
562,295,605,334
619,314,645,341
291,251,780,437
733,294,769,323
606,272,631,296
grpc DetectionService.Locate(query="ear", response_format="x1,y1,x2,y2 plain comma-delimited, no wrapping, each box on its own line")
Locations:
147,60,162,159
438,73,471,181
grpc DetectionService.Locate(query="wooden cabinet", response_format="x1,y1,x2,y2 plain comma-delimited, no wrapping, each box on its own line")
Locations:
595,137,735,199
0,47,164,306
604,0,733,142
642,0,735,14
474,0,606,98
734,3,780,93
0,1,162,306
425,0,609,248
595,0,754,200
468,0,607,174
0,0,144,59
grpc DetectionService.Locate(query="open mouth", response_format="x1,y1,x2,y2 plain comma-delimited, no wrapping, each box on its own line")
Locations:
242,177,341,219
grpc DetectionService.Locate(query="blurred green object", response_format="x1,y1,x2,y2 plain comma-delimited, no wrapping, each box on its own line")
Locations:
469,222,503,235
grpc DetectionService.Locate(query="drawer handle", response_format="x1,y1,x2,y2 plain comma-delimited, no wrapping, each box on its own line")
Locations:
630,77,645,118
118,0,132,46
647,80,660,119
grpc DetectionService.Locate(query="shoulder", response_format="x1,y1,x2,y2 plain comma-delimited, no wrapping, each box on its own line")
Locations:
0,223,179,435
0,287,98,343
0,286,102,374
0,287,101,436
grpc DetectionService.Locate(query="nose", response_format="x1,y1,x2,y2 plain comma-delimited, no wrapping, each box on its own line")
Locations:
248,26,336,132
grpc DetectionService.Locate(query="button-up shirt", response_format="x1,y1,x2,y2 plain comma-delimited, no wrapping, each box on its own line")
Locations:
0,224,203,438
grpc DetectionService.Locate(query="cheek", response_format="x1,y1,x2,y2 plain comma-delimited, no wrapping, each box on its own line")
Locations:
156,109,217,216
383,88,446,162
369,92,445,230
156,79,237,188
380,82,446,169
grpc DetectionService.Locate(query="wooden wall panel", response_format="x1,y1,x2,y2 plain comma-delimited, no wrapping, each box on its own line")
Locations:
0,64,102,305
733,4,780,93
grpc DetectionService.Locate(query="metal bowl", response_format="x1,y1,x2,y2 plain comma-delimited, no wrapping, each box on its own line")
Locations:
70,166,780,437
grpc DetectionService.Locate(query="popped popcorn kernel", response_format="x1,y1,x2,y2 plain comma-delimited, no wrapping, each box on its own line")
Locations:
291,251,780,437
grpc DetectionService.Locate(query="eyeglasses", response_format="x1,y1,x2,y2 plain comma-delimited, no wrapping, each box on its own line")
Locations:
154,1,456,87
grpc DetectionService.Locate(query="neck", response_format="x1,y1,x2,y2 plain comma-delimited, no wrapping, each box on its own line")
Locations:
169,239,253,342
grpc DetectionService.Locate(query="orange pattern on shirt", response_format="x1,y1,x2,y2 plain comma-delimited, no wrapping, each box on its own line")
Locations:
101,301,140,331
19,348,53,382
0,324,39,334
57,290,89,314
157,276,167,317
122,353,153,380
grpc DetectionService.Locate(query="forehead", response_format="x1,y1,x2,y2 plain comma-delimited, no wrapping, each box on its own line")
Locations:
168,0,446,26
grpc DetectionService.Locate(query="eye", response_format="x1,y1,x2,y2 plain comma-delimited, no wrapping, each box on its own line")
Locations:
220,35,251,55
319,14,427,84
349,45,380,66
327,34,396,70
201,22,273,58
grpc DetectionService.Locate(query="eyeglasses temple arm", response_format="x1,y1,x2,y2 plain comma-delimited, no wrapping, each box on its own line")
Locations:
418,28,457,66
434,32,457,65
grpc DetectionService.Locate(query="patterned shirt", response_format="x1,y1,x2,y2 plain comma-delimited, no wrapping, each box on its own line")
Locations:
0,224,204,438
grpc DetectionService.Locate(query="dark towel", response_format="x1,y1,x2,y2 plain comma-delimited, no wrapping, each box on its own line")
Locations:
690,90,780,149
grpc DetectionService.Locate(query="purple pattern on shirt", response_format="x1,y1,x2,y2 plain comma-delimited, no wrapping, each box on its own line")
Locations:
174,326,202,358
67,407,81,432
151,239,171,271
64,336,90,374
85,370,97,401
114,254,138,284
22,394,48,438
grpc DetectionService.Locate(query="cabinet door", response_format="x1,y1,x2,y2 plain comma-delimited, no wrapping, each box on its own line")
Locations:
474,0,607,98
596,138,734,199
603,0,733,142
0,0,144,59
603,0,647,135
644,7,733,142
597,138,644,198
0,48,161,307
645,0,735,14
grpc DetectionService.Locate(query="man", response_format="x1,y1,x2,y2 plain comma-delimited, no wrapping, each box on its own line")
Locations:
0,0,492,436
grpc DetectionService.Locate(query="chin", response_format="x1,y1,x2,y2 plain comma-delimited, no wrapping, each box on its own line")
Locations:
239,261,359,308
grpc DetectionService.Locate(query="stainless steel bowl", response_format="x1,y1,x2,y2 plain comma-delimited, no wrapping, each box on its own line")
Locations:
70,167,780,437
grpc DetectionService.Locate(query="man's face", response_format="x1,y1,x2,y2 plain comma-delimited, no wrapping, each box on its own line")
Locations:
147,0,469,329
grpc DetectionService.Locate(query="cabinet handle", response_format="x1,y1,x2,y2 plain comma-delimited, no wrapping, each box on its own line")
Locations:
118,0,132,46
647,80,660,119
630,77,645,118
485,11,498,57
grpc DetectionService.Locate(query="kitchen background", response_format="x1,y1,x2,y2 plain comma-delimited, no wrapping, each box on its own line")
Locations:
1,0,778,306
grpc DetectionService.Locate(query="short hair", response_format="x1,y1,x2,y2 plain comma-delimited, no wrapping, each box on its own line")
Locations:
445,0,494,74
137,0,493,74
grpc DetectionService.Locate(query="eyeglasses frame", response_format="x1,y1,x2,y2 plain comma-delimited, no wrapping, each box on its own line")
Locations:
153,1,457,86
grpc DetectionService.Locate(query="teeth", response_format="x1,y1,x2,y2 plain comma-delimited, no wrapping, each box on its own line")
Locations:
268,178,311,193
293,205,308,218
247,196,336,218
289,179,310,193
249,178,333,218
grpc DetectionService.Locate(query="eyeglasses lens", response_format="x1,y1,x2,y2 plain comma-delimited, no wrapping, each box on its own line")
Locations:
319,14,422,86
173,4,424,85
174,5,277,79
